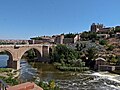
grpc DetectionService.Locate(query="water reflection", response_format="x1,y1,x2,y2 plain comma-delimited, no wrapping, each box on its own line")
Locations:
0,55,8,67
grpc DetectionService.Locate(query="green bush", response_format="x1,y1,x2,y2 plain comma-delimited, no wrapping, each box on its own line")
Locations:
4,76,19,85
0,76,19,86
0,68,12,73
57,66,89,72
99,39,107,45
36,80,60,90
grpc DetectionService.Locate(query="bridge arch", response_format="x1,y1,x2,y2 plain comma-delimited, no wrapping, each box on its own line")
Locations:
0,49,14,68
19,47,42,61
0,49,13,58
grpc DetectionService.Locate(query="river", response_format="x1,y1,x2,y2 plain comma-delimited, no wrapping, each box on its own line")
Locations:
0,55,120,90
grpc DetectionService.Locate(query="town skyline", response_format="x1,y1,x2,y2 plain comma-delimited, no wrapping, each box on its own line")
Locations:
0,0,120,39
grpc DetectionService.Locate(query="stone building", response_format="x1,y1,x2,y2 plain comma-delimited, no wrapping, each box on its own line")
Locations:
53,34,64,44
97,34,110,39
90,23,104,32
94,57,107,70
90,23,113,33
53,34,80,44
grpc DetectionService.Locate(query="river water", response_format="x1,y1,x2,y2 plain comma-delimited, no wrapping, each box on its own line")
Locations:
1,55,120,90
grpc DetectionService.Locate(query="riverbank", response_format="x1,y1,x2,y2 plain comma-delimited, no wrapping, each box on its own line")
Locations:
0,68,19,86
109,70,120,75
0,68,20,78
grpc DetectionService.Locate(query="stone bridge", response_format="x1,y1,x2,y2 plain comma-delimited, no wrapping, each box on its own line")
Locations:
0,44,54,70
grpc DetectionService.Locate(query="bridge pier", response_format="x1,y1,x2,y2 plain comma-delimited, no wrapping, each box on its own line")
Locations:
42,46,49,58
7,59,12,68
7,60,20,70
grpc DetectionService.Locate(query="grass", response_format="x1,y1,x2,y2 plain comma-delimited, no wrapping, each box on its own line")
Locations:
0,68,12,73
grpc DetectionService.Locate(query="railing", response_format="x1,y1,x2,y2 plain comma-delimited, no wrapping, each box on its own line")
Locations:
0,80,9,90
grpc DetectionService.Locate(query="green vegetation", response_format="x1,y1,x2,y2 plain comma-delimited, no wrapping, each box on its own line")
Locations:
30,36,43,40
84,47,97,69
64,33,77,38
26,49,37,59
36,80,60,90
0,68,19,85
115,26,120,33
51,44,89,71
116,56,120,65
4,76,19,85
51,44,78,63
0,68,19,86
80,31,97,41
99,39,108,45
0,76,19,85
0,68,12,73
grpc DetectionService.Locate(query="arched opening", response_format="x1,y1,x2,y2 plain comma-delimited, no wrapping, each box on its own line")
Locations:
0,50,13,68
21,48,42,62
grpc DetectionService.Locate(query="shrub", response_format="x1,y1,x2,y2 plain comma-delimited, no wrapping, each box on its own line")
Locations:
0,68,12,73
36,80,60,90
99,39,107,45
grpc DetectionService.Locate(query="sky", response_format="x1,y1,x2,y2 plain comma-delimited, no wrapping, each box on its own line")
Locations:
0,0,120,39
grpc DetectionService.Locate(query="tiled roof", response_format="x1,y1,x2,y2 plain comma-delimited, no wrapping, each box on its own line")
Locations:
7,82,43,90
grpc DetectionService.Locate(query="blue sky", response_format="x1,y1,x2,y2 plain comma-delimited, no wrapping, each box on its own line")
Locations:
0,0,120,39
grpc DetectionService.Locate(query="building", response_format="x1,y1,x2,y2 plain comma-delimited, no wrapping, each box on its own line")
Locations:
97,27,113,34
29,36,54,44
90,23,113,33
90,23,104,32
97,34,110,39
6,82,43,90
94,57,107,70
29,33,80,45
53,34,64,44
94,57,120,71
116,32,120,38
53,34,80,44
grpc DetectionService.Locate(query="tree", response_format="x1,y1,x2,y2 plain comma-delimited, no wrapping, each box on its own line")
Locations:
115,26,120,33
88,32,97,40
80,31,89,40
86,47,97,60
85,47,97,68
64,33,76,38
30,36,43,40
99,39,107,45
51,44,79,63
75,43,79,51
116,56,120,65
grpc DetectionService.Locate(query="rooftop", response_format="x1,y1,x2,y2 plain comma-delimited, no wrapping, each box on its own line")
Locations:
7,82,43,90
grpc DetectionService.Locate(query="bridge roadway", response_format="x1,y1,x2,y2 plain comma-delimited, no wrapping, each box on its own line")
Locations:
0,44,54,70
